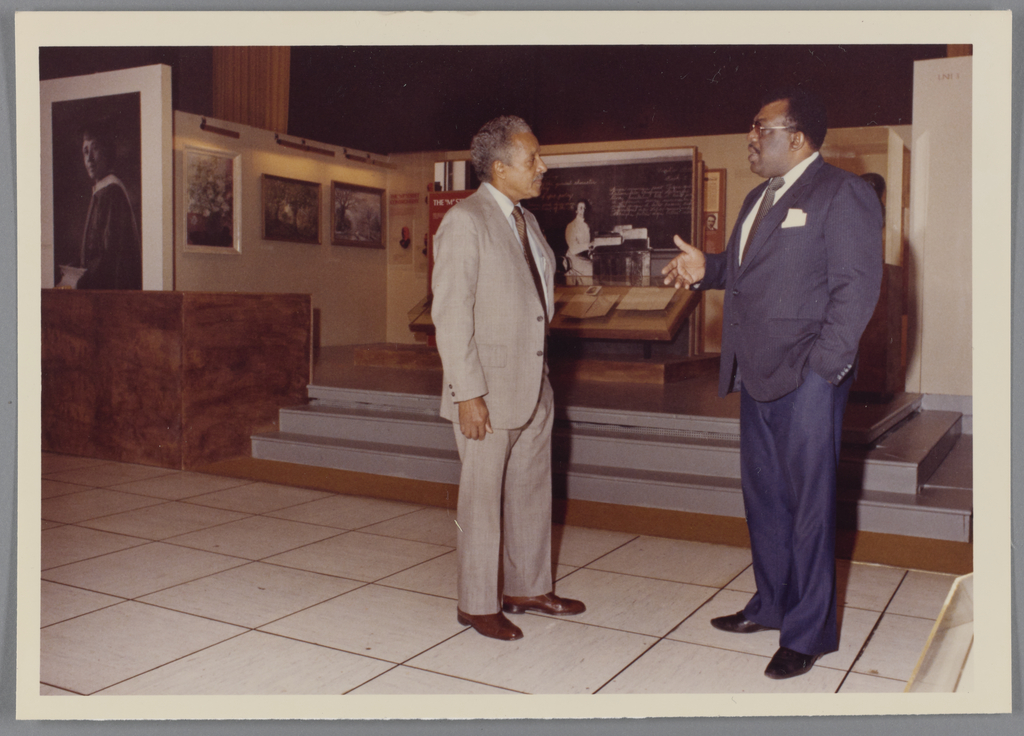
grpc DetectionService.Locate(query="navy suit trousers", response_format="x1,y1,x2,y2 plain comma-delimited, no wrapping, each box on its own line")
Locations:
739,370,851,656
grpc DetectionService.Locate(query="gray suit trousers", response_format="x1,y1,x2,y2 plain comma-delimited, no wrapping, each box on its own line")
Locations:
453,378,554,615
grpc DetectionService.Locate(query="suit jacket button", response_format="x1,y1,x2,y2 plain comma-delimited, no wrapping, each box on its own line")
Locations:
537,351,543,356
537,315,543,321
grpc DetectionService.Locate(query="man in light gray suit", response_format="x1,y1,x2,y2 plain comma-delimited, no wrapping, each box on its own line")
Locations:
432,115,585,641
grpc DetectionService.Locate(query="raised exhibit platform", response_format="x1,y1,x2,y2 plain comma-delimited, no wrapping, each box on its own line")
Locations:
251,345,972,547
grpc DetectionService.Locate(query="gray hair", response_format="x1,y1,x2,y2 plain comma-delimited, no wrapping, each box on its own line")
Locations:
470,115,533,183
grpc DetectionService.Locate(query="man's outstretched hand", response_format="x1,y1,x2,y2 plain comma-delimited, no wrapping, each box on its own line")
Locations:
661,235,706,290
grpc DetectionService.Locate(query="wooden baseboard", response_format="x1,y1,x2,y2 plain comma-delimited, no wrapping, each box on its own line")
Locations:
197,455,972,575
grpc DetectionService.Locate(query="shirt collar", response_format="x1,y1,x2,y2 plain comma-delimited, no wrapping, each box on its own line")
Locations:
483,181,517,220
777,151,819,189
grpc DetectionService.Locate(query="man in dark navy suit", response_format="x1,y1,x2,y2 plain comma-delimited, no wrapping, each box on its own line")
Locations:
663,88,882,679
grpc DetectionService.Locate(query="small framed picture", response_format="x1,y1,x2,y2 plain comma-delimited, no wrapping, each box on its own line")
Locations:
184,147,241,254
261,174,321,244
331,181,384,248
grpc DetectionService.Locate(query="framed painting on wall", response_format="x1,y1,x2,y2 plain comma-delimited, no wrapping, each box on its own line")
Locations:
331,181,384,248
184,147,241,254
261,174,321,244
40,64,173,290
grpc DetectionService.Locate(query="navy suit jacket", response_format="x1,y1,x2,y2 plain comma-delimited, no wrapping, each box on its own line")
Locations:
697,156,883,402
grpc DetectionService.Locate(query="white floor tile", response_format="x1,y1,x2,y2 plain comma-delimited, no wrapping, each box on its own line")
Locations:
360,506,460,547
837,560,907,612
600,639,844,694
108,472,251,500
139,562,362,628
407,615,657,694
78,501,249,541
41,489,163,524
43,462,176,488
550,524,637,568
838,672,907,693
261,584,465,663
547,568,716,637
852,612,936,681
887,570,958,619
184,481,334,514
588,536,752,588
378,550,458,600
350,665,515,695
40,582,123,627
42,525,147,570
727,560,908,613
99,631,392,695
39,684,81,696
42,479,93,499
724,565,756,593
40,454,110,475
665,588,882,673
166,515,344,560
554,564,578,582
263,530,450,582
42,542,247,599
40,601,245,695
266,494,423,530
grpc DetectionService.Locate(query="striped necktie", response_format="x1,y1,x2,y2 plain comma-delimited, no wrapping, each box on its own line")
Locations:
742,176,784,262
511,206,547,314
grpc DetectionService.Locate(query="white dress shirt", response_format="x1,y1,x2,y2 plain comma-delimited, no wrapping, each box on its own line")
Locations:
739,151,819,262
483,182,550,315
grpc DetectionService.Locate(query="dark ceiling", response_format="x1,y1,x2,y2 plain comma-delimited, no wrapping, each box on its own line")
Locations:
40,44,949,155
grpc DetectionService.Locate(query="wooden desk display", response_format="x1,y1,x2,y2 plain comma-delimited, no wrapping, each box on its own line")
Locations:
550,285,697,342
548,285,716,384
402,285,713,384
42,290,312,470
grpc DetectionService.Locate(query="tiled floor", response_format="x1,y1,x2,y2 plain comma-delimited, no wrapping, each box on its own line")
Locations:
37,453,958,697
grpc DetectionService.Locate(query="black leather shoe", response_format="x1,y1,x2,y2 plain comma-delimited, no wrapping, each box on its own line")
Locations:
764,646,822,679
710,611,774,634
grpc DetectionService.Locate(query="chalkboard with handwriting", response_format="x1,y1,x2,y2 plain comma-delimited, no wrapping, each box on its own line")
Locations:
529,150,696,264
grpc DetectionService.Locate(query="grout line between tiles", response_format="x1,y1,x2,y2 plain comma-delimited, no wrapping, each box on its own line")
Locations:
835,569,910,691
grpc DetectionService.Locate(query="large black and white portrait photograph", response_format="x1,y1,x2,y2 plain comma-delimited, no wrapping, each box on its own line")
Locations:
50,92,142,290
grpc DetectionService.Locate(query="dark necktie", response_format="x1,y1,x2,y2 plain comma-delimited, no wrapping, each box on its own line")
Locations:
742,176,785,261
511,206,547,316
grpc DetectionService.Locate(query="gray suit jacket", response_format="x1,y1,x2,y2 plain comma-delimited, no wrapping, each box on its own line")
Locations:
432,188,555,429
697,156,883,402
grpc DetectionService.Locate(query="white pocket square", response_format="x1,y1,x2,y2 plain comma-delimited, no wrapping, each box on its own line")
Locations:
781,208,807,228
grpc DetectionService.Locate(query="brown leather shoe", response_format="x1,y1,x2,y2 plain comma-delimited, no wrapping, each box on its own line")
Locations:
456,610,524,641
502,592,586,616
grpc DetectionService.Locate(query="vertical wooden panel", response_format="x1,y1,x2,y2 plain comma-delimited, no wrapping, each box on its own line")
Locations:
181,292,311,469
42,291,185,468
42,291,312,470
212,47,290,133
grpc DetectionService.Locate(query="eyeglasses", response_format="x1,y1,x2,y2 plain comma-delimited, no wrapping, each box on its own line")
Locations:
750,122,795,139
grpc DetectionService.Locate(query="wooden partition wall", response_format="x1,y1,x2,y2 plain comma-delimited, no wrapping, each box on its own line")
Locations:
42,290,312,470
